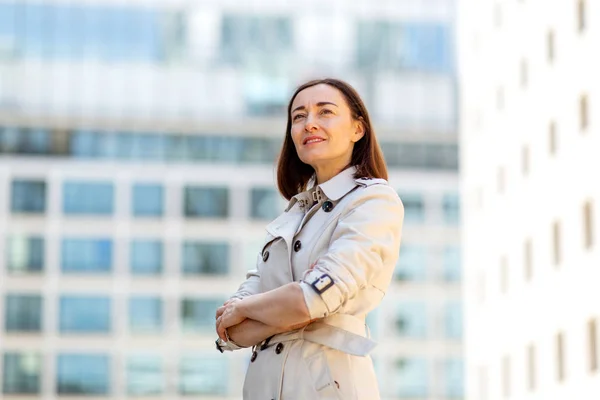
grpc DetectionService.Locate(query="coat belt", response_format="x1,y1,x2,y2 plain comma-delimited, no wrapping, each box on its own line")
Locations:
258,314,377,357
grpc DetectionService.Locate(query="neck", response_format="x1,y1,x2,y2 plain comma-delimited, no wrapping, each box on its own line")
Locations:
314,162,351,185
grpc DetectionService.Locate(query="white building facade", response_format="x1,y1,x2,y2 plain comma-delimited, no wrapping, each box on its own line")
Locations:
458,0,599,399
0,0,461,399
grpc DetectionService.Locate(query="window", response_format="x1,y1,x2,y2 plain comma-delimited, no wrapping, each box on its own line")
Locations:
549,121,557,155
553,221,561,266
395,245,426,282
398,192,425,224
5,294,42,332
547,30,555,63
502,356,511,397
0,127,50,154
2,353,41,394
250,188,282,220
129,297,162,333
57,354,109,395
556,332,565,381
381,142,459,170
132,183,163,217
395,358,428,398
181,298,223,333
61,238,112,273
578,0,586,32
63,181,114,215
443,192,460,225
11,180,46,213
6,236,44,273
395,302,427,338
182,242,229,275
179,355,227,395
445,359,464,398
527,344,536,391
130,240,162,275
443,246,461,282
356,21,452,73
589,319,598,372
584,201,594,249
444,302,463,339
59,296,111,333
244,74,290,117
184,187,228,218
524,239,533,281
522,145,530,176
580,94,589,132
127,354,163,395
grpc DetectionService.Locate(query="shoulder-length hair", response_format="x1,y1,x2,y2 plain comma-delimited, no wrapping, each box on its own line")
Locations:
276,78,388,200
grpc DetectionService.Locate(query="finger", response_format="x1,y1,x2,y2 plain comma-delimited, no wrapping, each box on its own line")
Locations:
215,306,225,320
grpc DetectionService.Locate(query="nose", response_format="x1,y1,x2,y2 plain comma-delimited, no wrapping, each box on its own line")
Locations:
304,114,318,132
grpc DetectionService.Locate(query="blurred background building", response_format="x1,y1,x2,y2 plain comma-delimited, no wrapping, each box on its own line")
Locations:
0,0,461,399
459,0,599,399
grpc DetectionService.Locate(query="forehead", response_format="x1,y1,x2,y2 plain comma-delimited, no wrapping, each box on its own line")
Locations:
291,84,347,110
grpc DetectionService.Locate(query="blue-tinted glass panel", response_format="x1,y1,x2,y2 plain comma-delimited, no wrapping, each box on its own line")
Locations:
184,187,228,218
129,297,162,333
395,245,426,281
443,246,461,282
63,181,114,215
5,294,42,332
57,354,109,395
127,354,163,395
181,298,223,333
395,358,428,398
445,302,463,339
382,142,459,170
129,134,167,161
182,242,229,275
59,296,110,333
61,238,112,273
443,192,460,225
180,355,227,395
250,188,281,220
6,236,44,274
11,180,46,213
130,240,162,275
395,302,427,338
445,359,464,398
132,183,163,217
0,127,50,154
2,353,42,394
398,192,425,224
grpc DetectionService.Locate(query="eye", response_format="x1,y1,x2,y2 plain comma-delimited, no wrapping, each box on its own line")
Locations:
320,108,333,115
292,114,305,121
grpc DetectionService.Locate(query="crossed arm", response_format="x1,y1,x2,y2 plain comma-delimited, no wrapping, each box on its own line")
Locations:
215,282,313,348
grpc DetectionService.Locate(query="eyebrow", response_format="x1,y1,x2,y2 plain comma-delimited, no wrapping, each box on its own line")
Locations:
291,102,339,114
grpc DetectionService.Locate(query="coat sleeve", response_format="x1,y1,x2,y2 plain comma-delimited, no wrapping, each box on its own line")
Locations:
299,185,404,320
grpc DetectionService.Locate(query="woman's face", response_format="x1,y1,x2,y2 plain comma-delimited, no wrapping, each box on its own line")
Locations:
290,84,364,175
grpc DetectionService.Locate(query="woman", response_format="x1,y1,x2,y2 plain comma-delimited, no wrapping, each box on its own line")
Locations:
215,78,404,399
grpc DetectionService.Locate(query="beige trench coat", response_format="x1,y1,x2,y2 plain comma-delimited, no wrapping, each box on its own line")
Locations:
221,166,404,400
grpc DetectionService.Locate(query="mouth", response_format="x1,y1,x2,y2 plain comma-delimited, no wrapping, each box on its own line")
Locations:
303,137,326,145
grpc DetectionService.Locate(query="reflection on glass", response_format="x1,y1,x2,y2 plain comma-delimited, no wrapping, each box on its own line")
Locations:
250,188,282,220
2,353,41,394
5,294,42,332
63,181,114,215
395,302,427,338
57,354,109,395
132,183,164,217
444,302,463,339
382,142,458,170
130,240,162,275
11,180,46,213
443,192,460,225
59,296,111,333
181,298,223,333
61,238,112,273
184,187,228,218
395,245,426,281
443,246,461,282
397,192,425,224
395,358,428,398
445,358,464,398
6,236,44,274
129,297,162,333
127,354,163,395
179,355,227,395
0,127,50,154
182,242,228,275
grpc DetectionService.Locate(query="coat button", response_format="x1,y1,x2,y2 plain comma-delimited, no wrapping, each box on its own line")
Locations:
275,343,284,354
294,240,302,252
250,351,257,362
262,251,269,262
322,201,334,212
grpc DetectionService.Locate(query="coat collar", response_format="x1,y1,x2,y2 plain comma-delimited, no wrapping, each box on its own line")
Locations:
286,166,358,212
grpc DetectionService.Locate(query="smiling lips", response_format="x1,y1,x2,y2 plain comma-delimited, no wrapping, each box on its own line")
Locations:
303,136,326,145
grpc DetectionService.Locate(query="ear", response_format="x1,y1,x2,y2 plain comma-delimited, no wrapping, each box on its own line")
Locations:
351,118,366,143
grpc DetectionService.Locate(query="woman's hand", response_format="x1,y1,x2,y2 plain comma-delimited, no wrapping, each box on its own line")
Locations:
216,298,246,341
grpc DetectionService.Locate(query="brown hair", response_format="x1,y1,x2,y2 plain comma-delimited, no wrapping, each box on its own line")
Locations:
276,78,388,200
